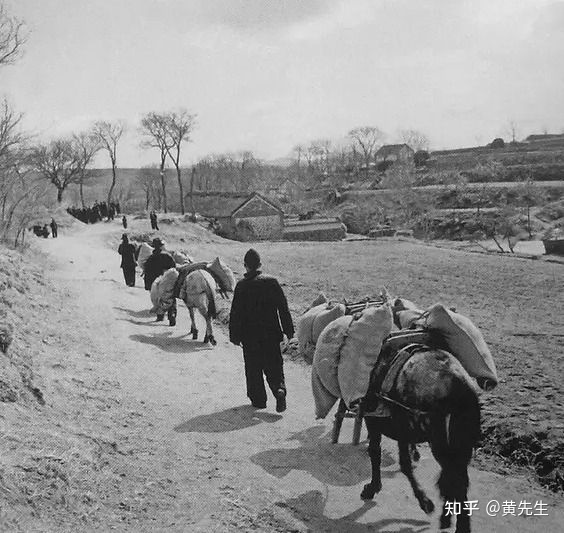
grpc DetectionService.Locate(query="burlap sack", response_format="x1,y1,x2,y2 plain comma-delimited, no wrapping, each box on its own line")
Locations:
150,268,179,314
312,304,346,343
137,243,153,269
424,303,497,390
337,304,393,407
207,257,236,293
312,315,354,398
311,365,339,419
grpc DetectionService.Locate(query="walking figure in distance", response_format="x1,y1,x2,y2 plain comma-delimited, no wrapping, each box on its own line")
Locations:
50,218,58,238
143,237,176,325
229,249,294,413
118,234,137,287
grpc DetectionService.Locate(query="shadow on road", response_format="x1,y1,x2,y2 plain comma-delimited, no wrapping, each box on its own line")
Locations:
129,332,208,353
174,404,282,433
114,306,153,318
277,490,430,532
251,426,396,487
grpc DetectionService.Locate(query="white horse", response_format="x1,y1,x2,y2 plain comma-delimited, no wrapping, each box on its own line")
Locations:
178,269,218,345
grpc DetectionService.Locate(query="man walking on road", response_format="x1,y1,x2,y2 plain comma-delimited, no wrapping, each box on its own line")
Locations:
143,237,177,325
117,234,137,287
229,249,294,413
50,218,58,238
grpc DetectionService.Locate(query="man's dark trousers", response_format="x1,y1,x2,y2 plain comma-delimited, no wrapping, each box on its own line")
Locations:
242,337,285,407
122,267,136,287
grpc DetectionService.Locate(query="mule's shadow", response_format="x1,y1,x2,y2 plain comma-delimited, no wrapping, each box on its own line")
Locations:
114,306,153,319
278,490,430,532
129,331,209,353
251,426,396,487
174,404,282,433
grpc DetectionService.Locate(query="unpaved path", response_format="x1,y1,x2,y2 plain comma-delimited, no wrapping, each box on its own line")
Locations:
32,221,564,532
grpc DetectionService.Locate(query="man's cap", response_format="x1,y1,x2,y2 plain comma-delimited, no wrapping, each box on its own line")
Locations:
122,233,128,240
244,248,261,270
152,237,165,248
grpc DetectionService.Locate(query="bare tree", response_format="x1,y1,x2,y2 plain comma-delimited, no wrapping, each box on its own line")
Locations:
73,130,100,208
135,166,160,211
506,120,520,144
0,4,27,67
140,112,171,212
31,138,83,203
93,120,125,209
348,126,384,169
399,129,430,151
163,109,197,215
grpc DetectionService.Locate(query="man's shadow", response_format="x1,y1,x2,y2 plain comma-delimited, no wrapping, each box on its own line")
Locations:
250,426,396,487
174,404,282,433
277,490,430,533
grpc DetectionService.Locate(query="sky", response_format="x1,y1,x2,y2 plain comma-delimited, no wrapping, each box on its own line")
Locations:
2,0,564,167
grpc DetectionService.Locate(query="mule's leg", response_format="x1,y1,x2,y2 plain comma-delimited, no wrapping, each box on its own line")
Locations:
203,315,216,345
188,307,198,339
398,441,434,514
361,418,382,500
431,414,474,533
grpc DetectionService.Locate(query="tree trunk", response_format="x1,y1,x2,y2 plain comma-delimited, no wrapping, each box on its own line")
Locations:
189,167,196,221
107,163,117,209
145,189,150,211
79,179,85,208
57,187,64,203
176,167,185,215
160,169,167,213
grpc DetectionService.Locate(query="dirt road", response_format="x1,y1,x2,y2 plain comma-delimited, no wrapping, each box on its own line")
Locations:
29,220,564,532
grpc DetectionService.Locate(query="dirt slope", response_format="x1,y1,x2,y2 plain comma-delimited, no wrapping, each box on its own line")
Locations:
2,219,564,532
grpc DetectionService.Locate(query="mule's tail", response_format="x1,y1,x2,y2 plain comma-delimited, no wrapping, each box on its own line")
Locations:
204,278,217,319
448,379,481,451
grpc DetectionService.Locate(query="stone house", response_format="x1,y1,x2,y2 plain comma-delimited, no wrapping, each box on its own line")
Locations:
189,191,284,241
375,144,415,164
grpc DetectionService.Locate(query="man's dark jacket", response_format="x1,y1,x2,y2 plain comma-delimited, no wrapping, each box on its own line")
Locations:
229,270,294,345
143,250,175,290
118,242,137,269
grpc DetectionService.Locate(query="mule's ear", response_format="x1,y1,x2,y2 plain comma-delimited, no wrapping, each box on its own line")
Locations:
380,287,392,303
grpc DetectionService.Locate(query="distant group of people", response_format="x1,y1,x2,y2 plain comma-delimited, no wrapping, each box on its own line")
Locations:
67,201,121,224
116,233,293,413
32,218,58,238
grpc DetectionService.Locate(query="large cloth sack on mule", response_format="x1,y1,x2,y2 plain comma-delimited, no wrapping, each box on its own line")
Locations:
137,243,153,269
206,257,236,293
170,250,193,265
174,261,208,298
312,315,354,399
311,365,339,419
423,303,497,390
312,304,346,344
338,304,393,408
150,268,179,314
298,302,347,356
307,292,327,311
397,309,424,329
179,269,218,318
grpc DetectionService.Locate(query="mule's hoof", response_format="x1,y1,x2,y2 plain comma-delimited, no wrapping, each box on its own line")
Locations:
203,335,210,344
360,481,381,500
420,497,435,515
209,336,217,346
191,330,198,340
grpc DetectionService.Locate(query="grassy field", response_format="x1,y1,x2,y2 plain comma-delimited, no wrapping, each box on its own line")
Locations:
128,215,564,491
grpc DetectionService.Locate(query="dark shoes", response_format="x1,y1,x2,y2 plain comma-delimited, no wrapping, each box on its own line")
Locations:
275,389,287,413
251,402,267,409
156,315,164,322
169,317,176,327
